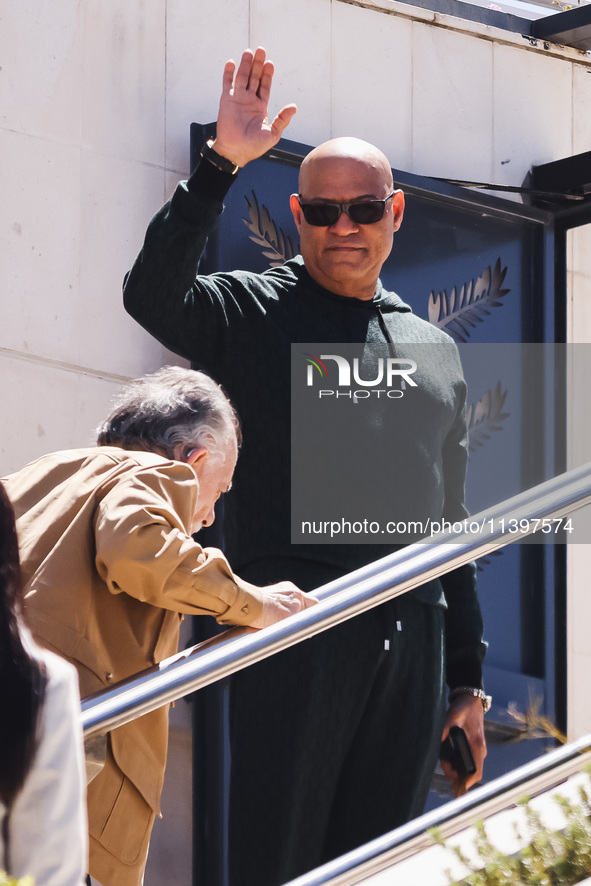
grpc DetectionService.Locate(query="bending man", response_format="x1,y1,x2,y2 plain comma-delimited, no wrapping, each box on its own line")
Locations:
3,365,315,886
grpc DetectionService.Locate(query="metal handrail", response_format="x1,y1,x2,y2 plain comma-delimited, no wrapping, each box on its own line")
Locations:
82,460,591,737
281,733,591,886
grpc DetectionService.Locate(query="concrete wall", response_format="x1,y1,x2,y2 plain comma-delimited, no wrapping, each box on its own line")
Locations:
567,223,591,742
2,0,590,474
2,0,590,882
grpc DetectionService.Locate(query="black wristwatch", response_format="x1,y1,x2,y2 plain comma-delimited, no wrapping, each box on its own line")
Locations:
200,139,240,176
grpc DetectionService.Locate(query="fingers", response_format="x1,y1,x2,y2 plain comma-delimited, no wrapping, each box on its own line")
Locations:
467,740,486,786
275,587,317,616
282,593,304,616
250,585,318,628
291,589,319,612
229,47,272,98
233,48,255,91
257,60,275,104
302,592,319,609
454,780,468,798
221,59,236,95
248,48,270,96
464,770,482,792
440,758,468,798
217,46,295,164
440,700,487,796
271,104,298,138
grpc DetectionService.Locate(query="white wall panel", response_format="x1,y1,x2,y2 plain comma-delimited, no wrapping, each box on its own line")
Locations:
566,217,591,740
0,353,125,475
0,129,81,362
568,643,591,738
165,0,250,176
571,225,591,300
81,0,166,167
573,64,591,156
411,23,494,180
0,0,82,145
248,0,332,149
493,43,573,185
331,3,413,169
79,151,181,376
568,523,591,662
165,169,185,203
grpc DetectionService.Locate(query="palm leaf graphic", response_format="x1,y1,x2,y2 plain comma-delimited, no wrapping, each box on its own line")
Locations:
467,381,510,452
476,548,504,572
428,258,509,342
467,381,510,571
242,191,298,268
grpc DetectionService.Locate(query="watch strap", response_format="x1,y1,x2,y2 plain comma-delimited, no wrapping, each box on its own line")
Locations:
201,139,240,175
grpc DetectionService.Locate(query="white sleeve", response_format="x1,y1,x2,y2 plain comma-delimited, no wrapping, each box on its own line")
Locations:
7,652,88,886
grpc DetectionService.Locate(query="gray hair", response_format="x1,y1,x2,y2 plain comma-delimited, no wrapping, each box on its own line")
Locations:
96,366,241,461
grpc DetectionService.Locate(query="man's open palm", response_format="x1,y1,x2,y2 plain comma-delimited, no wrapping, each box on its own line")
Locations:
213,46,297,168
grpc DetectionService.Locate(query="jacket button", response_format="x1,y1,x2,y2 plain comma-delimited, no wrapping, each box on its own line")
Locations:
241,604,249,614
106,672,114,683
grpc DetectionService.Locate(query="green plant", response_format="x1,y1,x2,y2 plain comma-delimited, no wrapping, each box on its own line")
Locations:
430,767,591,885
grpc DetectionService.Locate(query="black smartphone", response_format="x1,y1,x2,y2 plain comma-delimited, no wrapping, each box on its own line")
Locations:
440,725,476,778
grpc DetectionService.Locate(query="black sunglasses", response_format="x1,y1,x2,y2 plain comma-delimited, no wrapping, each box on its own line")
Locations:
297,191,395,227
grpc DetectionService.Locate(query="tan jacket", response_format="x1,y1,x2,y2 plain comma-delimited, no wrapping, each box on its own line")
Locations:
3,446,264,884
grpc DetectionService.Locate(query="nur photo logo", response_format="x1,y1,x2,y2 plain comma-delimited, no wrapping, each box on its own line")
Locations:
303,352,417,399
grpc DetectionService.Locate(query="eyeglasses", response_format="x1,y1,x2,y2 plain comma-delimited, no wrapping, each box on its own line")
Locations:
297,191,395,227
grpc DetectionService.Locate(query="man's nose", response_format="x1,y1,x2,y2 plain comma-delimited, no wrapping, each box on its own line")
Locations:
330,210,359,234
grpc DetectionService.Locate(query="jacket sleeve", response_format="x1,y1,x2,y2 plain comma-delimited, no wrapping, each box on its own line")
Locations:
93,461,264,626
439,369,487,690
123,160,246,367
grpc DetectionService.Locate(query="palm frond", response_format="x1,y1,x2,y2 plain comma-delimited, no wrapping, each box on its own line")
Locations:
242,191,298,267
467,381,510,452
428,258,509,342
476,548,504,572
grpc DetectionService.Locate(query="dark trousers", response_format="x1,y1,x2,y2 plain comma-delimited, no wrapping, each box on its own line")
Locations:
228,595,445,886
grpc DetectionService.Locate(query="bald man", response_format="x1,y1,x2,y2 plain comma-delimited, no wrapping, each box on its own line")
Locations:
124,47,488,886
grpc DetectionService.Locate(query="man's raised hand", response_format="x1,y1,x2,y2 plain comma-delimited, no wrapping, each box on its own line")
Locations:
212,47,297,169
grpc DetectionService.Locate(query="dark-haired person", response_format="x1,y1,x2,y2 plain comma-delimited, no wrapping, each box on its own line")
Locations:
123,48,489,886
3,365,316,886
0,482,87,886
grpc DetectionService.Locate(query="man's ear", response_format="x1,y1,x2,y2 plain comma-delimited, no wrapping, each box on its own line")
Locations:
392,190,405,232
290,193,303,229
186,447,207,468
